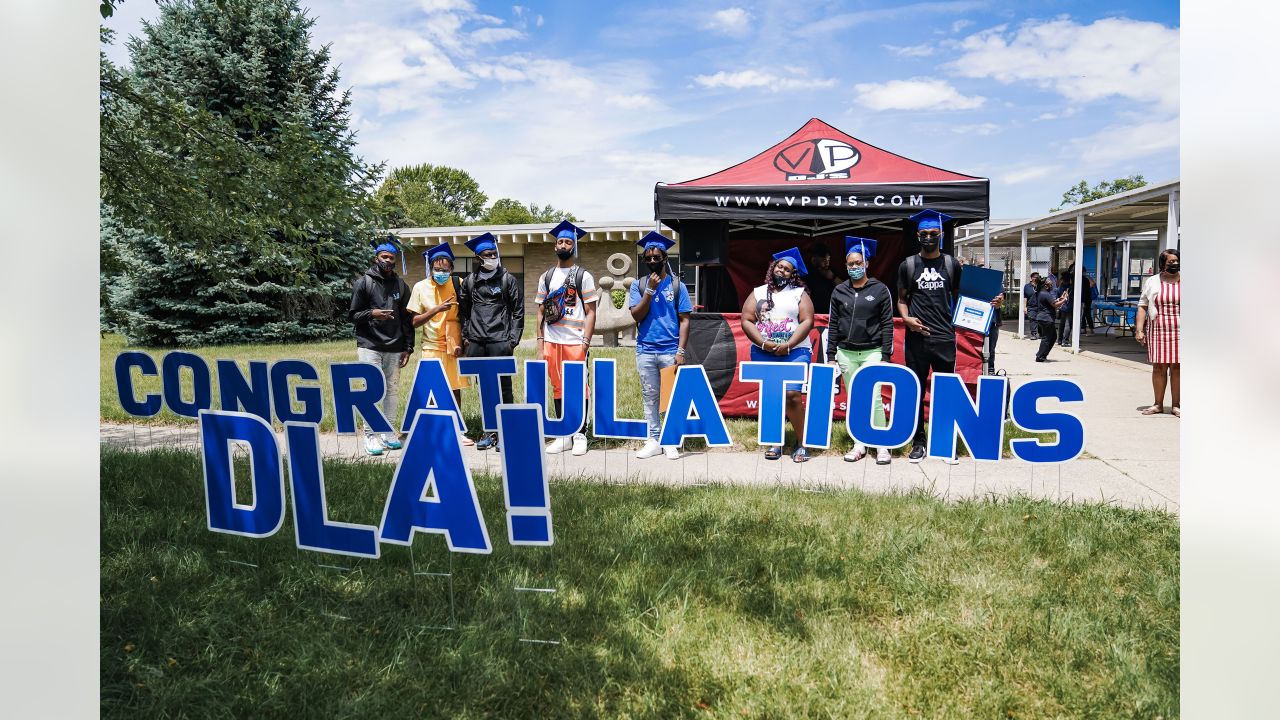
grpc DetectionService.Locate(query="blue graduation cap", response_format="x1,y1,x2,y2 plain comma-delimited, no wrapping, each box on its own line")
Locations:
844,236,878,260
423,242,454,269
371,235,407,273
637,231,676,253
464,232,498,255
771,247,809,276
548,220,586,242
909,208,953,231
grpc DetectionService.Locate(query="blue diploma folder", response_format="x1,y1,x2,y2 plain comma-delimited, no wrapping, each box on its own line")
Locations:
958,265,1004,301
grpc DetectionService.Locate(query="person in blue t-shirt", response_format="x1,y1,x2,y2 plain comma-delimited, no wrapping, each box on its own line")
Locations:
628,232,693,460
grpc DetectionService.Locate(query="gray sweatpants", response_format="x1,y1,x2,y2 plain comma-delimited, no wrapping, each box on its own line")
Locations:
356,347,402,437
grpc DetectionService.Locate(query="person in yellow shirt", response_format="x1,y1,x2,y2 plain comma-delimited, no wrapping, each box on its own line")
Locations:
407,242,473,445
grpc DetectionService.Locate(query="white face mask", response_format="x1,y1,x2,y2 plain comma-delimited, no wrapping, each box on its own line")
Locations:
480,257,499,271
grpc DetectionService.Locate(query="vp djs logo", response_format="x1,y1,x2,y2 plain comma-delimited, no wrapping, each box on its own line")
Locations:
773,138,860,181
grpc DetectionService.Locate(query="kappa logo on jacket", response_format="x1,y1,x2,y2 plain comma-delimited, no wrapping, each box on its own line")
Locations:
917,267,946,291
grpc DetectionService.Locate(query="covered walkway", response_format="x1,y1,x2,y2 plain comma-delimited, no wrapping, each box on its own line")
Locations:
968,179,1179,356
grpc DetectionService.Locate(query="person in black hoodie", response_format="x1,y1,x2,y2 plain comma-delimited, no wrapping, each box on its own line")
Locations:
827,237,895,465
349,239,414,456
457,232,525,450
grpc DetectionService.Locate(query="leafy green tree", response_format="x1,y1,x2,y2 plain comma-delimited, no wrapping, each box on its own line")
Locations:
1052,174,1147,212
479,198,577,225
100,0,384,346
375,164,488,227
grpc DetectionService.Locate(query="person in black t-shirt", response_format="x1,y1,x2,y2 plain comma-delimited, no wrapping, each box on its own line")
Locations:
895,210,1002,463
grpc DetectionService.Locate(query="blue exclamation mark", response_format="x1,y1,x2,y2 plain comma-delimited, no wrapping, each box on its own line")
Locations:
497,404,554,546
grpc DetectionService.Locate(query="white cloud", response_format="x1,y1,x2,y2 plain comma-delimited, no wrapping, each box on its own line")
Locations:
951,122,1001,136
1070,117,1179,166
854,78,985,111
795,1,983,36
536,15,544,27
952,19,973,33
883,44,935,57
1002,165,1059,184
706,8,753,36
1035,107,1079,121
693,69,838,92
470,27,523,43
947,17,1179,111
419,0,473,13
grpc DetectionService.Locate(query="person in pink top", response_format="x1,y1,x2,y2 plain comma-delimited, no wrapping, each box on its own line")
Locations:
1135,248,1180,417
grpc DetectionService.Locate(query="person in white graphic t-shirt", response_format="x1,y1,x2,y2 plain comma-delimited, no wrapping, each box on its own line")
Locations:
535,220,598,456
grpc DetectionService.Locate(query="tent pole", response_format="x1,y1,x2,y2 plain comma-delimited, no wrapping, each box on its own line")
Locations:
1072,215,1084,353
1018,228,1028,339
983,219,990,266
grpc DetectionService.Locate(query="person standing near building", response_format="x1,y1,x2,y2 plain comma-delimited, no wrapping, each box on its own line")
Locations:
805,243,838,316
349,237,414,456
741,247,815,463
1136,248,1180,416
827,237,894,465
536,220,598,457
1032,276,1069,362
628,232,692,460
406,242,473,446
457,232,524,451
1022,271,1041,340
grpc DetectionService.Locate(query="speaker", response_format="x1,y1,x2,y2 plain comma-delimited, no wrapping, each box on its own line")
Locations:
678,220,728,265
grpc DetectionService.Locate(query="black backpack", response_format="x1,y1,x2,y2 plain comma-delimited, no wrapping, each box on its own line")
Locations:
540,265,586,325
905,253,960,306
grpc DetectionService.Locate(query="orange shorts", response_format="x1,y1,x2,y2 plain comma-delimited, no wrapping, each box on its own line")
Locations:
541,341,588,399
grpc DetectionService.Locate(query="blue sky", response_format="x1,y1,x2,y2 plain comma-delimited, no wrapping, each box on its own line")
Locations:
103,0,1180,222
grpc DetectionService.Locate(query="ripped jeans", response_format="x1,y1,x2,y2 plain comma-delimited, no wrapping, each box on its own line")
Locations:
635,352,677,441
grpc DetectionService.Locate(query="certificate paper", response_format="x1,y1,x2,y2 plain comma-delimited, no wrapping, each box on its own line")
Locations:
952,295,995,335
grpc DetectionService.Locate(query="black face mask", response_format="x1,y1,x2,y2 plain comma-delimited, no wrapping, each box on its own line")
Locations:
919,239,938,252
376,259,395,272
1164,262,1179,274
645,259,664,273
770,273,788,288
555,248,574,261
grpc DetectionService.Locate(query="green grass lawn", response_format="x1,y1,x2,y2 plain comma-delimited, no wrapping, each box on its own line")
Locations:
101,334,1051,456
102,448,1178,718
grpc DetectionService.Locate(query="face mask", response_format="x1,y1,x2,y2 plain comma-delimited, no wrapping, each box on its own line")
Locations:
376,258,395,272
645,258,664,273
770,273,788,288
432,271,450,285
1165,262,1179,274
555,248,574,261
848,267,866,280
919,239,938,252
480,257,499,271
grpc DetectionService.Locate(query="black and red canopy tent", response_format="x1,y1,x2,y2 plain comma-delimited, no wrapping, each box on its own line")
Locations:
655,118,989,312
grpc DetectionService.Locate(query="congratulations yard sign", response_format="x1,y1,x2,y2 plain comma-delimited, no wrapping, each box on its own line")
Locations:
114,353,1085,559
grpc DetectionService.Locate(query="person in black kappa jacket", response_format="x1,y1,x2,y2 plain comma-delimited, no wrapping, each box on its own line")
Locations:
456,232,525,450
826,237,895,466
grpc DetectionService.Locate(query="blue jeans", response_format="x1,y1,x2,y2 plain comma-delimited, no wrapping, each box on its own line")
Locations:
636,352,677,441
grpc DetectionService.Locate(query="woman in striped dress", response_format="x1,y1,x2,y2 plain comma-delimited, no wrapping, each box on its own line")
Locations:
1135,248,1180,417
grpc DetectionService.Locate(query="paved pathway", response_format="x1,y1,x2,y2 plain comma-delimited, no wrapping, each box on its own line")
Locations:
101,330,1178,513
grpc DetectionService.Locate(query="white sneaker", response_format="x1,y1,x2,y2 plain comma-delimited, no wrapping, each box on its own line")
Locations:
945,456,961,466
636,439,662,459
844,442,868,463
364,435,384,456
875,448,892,465
571,433,588,456
663,445,681,460
545,436,572,455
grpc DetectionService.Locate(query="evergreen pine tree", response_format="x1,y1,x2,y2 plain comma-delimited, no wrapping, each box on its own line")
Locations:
101,0,384,346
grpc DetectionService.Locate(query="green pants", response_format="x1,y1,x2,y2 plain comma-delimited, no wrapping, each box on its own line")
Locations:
835,347,887,433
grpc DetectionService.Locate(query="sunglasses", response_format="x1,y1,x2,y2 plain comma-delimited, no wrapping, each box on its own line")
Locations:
917,230,942,240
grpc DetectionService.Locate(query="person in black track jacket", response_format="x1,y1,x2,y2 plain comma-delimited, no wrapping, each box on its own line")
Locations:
349,238,414,456
827,236,895,466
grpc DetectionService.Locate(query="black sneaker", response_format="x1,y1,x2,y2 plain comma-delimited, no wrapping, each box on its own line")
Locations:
908,443,926,463
476,432,499,451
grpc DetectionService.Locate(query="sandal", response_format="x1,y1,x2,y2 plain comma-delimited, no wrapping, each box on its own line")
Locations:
1172,407,1181,418
764,445,783,461
460,436,476,446
791,447,810,463
1141,405,1163,416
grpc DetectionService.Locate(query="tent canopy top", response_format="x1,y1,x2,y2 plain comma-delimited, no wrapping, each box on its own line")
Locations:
655,118,989,230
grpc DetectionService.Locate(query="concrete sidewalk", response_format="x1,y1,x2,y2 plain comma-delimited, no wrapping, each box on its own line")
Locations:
100,329,1178,513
